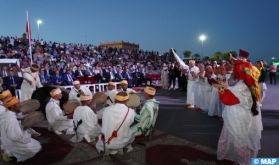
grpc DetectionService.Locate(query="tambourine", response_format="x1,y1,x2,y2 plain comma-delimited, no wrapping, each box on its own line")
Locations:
63,100,81,118
21,111,44,129
93,92,107,105
126,94,141,109
20,99,40,113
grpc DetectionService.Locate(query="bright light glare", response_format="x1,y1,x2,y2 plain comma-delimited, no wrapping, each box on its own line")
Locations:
199,34,206,41
37,19,43,25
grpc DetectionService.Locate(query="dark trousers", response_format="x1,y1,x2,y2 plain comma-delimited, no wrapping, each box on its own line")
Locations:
179,75,187,91
270,72,277,85
134,78,142,86
169,76,176,88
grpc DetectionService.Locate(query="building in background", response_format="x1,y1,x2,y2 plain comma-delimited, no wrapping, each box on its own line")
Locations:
99,41,139,50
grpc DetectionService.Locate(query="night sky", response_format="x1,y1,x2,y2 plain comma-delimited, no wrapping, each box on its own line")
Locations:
1,0,279,62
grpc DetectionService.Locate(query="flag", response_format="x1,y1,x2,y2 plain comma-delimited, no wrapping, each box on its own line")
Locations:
26,13,31,42
171,48,188,70
26,11,33,64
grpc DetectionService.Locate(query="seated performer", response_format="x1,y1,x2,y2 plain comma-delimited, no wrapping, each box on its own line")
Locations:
132,87,159,137
0,89,42,140
0,97,41,162
97,92,136,155
106,81,118,105
0,90,12,159
69,80,92,102
45,88,74,135
71,94,101,143
119,80,136,94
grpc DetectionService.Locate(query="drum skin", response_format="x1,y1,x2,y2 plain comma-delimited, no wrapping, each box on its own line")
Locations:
31,86,69,115
21,111,45,129
63,99,80,117
20,99,40,113
126,94,141,108
93,92,107,105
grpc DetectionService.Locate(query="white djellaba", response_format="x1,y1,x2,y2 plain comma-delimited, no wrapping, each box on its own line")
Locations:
69,85,92,102
208,74,223,117
96,103,135,154
217,80,262,165
186,65,199,107
71,105,101,143
201,77,213,112
45,98,74,135
0,110,41,162
20,67,42,101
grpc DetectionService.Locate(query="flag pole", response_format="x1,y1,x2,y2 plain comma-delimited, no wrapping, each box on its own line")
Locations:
26,10,33,65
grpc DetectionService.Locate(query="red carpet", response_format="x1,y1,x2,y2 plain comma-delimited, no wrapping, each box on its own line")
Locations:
146,145,234,165
20,127,73,165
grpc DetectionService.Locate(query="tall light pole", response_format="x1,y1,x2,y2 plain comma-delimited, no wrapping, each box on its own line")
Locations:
36,19,43,41
199,34,206,57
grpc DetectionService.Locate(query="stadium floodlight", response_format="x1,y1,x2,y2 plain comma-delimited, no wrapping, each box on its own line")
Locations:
36,19,43,40
199,34,207,56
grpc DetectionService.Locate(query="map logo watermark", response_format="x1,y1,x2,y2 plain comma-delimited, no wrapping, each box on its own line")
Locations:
252,158,279,165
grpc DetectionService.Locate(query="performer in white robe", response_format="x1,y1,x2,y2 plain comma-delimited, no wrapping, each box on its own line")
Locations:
0,90,42,138
97,92,136,155
0,90,12,157
194,64,205,110
20,64,42,101
45,88,74,135
119,80,136,94
132,87,160,136
186,60,199,108
160,64,169,89
216,72,262,165
0,97,41,162
69,80,92,102
203,77,212,112
203,66,214,112
71,95,101,143
0,90,12,114
106,81,118,105
208,73,223,117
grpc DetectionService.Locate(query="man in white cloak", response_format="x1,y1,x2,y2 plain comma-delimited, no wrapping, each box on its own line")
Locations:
0,97,41,162
186,60,199,108
97,92,136,155
105,81,118,105
0,90,12,161
69,80,92,102
20,64,42,101
45,88,74,135
71,94,101,143
119,80,136,94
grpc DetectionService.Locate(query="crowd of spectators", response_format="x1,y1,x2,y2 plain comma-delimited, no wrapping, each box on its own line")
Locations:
0,35,169,92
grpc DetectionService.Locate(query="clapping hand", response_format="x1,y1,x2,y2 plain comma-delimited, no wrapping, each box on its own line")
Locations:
190,71,196,77
213,81,227,89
